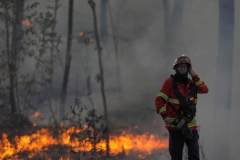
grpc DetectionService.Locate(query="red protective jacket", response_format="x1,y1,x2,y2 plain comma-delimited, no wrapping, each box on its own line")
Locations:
155,75,208,130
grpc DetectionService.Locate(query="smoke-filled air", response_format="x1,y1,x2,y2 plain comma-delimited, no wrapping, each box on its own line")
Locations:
0,0,239,159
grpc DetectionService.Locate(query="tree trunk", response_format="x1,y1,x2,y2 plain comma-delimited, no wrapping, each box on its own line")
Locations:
214,0,234,159
8,0,25,113
4,3,14,113
100,0,108,39
89,0,110,157
108,1,122,94
48,0,60,125
60,0,74,120
217,0,234,109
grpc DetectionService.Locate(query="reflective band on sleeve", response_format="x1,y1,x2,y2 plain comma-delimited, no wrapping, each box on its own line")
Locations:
158,92,169,101
159,106,167,113
195,80,203,86
158,92,180,105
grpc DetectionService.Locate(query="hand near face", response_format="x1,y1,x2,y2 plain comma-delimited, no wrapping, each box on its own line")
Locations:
190,68,198,78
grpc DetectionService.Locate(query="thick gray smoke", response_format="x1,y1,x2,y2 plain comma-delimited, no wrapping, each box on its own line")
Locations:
21,0,240,159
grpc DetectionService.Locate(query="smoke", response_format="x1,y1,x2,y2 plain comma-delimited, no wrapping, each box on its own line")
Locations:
229,1,240,159
104,0,239,160
14,0,240,159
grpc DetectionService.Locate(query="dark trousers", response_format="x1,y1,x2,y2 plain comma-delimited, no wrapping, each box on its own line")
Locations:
168,130,200,160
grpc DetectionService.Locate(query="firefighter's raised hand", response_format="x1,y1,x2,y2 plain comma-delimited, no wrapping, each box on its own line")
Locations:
190,69,197,77
190,69,199,81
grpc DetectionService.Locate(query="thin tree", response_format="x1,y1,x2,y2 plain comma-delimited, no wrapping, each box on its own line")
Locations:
4,0,25,113
48,0,61,124
60,0,74,120
88,0,110,157
217,0,234,109
107,1,122,94
214,0,234,159
3,1,12,112
100,0,108,39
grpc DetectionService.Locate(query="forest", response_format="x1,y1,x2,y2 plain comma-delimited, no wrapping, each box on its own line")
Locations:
0,0,238,160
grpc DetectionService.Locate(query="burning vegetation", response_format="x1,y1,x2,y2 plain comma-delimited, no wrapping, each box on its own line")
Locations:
0,0,170,159
0,107,168,159
0,127,168,160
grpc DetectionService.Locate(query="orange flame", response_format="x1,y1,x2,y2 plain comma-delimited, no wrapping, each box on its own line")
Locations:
0,127,168,159
21,18,33,27
31,112,42,119
79,31,86,38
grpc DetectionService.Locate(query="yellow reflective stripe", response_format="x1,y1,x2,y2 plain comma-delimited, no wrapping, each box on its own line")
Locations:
159,106,166,113
165,117,197,128
168,98,180,105
188,117,197,128
195,80,203,86
169,97,197,105
158,93,182,105
188,123,197,128
164,117,175,124
158,92,169,101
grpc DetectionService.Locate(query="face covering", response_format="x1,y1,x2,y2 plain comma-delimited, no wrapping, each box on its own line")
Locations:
174,68,190,84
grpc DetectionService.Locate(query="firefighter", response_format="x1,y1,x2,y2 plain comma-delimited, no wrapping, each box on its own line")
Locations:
155,55,208,160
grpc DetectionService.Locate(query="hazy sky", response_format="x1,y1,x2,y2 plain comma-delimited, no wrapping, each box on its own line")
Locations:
22,0,240,159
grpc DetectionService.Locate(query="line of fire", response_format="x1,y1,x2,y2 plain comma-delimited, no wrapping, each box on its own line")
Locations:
0,0,238,160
